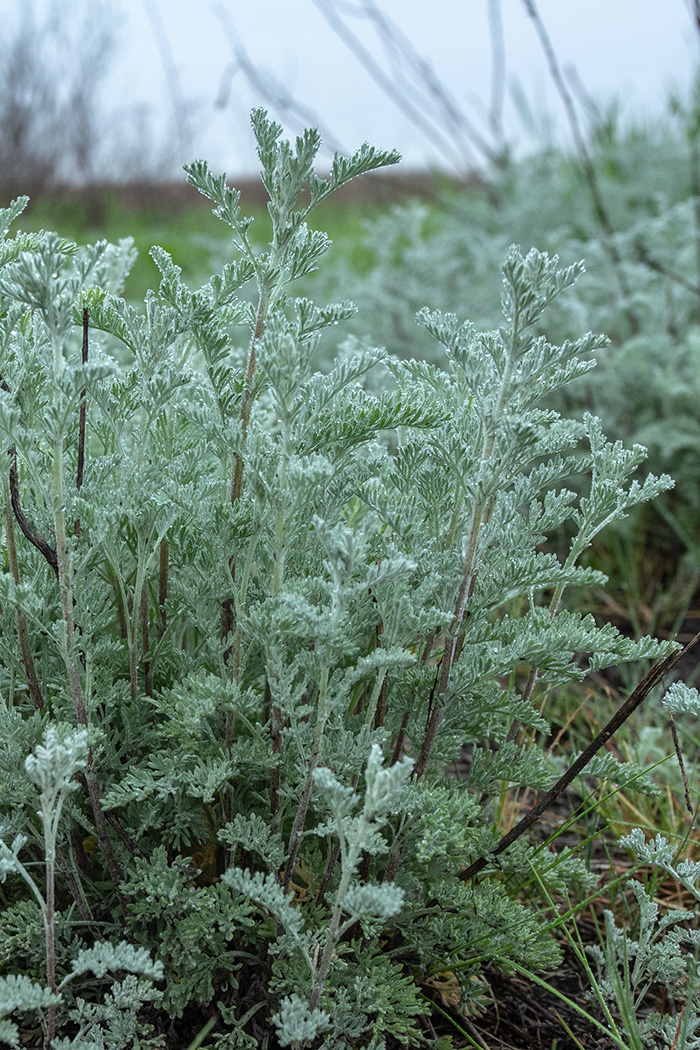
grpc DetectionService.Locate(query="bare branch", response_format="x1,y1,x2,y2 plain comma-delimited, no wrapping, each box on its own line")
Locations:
458,629,700,882
213,3,347,157
487,0,507,153
310,0,500,171
142,0,194,164
520,0,637,327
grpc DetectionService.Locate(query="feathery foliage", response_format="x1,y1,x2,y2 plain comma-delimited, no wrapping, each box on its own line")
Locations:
0,110,693,1049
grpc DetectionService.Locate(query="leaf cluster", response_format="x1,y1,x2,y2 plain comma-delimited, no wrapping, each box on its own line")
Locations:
0,110,683,1049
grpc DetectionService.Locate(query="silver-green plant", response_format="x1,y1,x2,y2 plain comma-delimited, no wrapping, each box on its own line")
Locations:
0,725,163,1049
585,878,700,1050
0,110,683,1048
583,683,700,1050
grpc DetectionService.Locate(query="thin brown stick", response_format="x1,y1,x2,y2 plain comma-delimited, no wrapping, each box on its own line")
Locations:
157,539,168,640
668,709,694,820
458,630,700,881
8,447,58,576
391,709,411,766
283,772,316,893
55,510,128,915
2,475,44,709
316,840,341,906
76,308,88,490
74,307,89,536
269,699,282,830
373,674,388,730
141,574,152,696
103,807,147,858
55,844,95,927
3,363,58,575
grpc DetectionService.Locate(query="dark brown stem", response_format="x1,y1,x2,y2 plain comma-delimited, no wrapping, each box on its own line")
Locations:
2,475,44,709
391,709,411,766
283,771,315,893
414,706,444,781
140,573,152,696
220,596,235,663
2,366,57,575
157,539,168,640
8,448,58,576
315,764,364,902
283,665,329,892
129,642,138,702
74,778,146,862
55,522,128,913
225,706,236,753
103,807,147,858
74,307,88,536
55,844,95,927
316,841,340,905
413,659,445,780
414,581,477,779
269,700,282,831
458,631,700,881
668,709,693,819
421,628,437,664
383,844,402,883
634,241,700,299
86,765,129,914
106,562,129,640
373,674,388,730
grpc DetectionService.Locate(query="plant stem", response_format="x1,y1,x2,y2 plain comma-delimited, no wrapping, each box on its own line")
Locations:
308,805,372,1011
45,837,56,1048
222,296,268,668
8,446,58,576
231,293,268,503
74,307,88,536
283,665,329,892
52,428,128,915
458,628,700,881
157,539,168,639
2,475,44,709
269,695,282,832
55,844,93,926
141,573,152,696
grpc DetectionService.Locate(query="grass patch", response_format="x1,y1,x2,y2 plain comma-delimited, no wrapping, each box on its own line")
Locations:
13,183,397,301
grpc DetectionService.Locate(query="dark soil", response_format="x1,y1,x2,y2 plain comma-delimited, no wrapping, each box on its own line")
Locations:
465,956,619,1049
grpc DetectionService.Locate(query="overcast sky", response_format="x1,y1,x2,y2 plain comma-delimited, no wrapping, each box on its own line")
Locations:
63,0,700,177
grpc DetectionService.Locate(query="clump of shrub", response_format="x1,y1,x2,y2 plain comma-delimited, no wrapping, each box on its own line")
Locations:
0,111,697,1049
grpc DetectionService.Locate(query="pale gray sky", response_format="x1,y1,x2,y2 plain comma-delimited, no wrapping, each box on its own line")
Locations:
89,1,700,176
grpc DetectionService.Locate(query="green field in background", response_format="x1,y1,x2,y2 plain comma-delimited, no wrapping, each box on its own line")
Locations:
14,186,390,301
